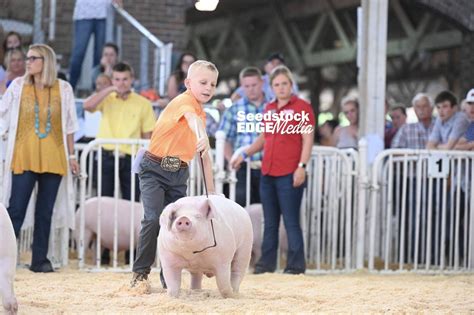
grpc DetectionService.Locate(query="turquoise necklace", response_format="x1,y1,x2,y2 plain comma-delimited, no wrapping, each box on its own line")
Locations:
33,84,52,139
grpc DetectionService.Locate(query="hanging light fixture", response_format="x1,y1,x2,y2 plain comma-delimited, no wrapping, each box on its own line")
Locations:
195,0,219,11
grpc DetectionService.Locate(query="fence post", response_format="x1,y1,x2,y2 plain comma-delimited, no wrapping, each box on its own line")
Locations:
33,0,45,43
214,131,226,194
159,46,167,96
356,138,368,269
140,37,149,90
106,4,115,42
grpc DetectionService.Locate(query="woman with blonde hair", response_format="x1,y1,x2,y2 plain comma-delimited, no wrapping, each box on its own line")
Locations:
334,96,359,149
0,44,79,272
232,65,315,274
0,48,26,94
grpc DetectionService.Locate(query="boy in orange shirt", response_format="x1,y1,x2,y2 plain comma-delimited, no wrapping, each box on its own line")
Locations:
131,60,218,288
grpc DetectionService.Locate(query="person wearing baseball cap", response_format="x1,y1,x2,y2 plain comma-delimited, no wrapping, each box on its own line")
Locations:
455,88,474,150
465,88,474,103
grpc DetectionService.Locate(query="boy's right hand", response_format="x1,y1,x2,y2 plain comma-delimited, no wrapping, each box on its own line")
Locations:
196,137,210,156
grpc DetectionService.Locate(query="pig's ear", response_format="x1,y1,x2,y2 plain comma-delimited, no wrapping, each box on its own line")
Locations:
159,212,168,229
198,198,215,219
161,203,178,230
168,210,177,231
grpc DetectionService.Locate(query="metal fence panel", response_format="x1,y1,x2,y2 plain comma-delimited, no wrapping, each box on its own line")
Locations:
368,149,474,273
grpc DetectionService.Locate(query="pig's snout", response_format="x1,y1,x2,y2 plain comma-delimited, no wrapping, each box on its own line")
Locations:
175,216,192,232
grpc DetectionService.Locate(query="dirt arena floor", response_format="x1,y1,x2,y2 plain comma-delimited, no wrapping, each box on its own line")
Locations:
13,263,474,314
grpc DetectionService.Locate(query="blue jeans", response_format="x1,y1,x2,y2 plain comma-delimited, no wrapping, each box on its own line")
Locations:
235,163,261,207
256,173,306,272
101,152,140,201
69,19,106,89
7,171,62,267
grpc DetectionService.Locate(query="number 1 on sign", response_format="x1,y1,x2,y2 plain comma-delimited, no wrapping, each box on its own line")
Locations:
436,158,442,172
428,154,449,178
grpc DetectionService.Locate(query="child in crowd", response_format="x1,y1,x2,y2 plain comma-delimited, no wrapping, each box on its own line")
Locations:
94,73,112,92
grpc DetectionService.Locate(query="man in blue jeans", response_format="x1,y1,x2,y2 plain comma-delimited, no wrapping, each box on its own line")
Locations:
69,0,122,90
83,62,156,264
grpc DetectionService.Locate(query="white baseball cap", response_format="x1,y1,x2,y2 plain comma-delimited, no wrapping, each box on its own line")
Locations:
466,89,474,102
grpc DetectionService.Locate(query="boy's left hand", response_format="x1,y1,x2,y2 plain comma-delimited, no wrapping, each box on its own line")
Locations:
196,138,210,156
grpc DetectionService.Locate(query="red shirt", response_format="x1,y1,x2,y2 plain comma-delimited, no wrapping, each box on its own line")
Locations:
261,95,315,176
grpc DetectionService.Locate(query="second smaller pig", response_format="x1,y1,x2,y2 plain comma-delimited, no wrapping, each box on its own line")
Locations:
75,197,143,264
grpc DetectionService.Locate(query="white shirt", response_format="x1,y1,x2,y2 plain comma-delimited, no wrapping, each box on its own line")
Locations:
0,77,79,230
73,0,111,20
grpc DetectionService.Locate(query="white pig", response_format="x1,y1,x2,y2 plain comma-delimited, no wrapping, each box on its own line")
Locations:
245,204,287,269
75,197,143,256
0,203,18,315
158,195,253,298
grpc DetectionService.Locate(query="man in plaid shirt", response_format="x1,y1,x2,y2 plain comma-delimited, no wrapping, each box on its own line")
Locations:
218,67,269,207
392,93,434,149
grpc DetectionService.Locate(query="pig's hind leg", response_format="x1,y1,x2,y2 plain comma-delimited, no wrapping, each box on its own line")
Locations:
230,246,252,294
190,272,203,290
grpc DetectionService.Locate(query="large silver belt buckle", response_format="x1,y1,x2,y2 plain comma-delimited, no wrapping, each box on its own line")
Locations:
161,156,181,172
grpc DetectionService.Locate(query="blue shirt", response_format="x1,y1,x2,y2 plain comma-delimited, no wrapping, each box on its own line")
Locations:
464,122,474,142
429,111,469,145
218,96,266,161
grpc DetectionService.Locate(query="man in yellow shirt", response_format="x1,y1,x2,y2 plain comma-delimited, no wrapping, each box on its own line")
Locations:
130,60,218,289
83,62,155,201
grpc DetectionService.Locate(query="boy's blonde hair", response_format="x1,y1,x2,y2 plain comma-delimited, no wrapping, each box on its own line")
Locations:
269,65,294,86
187,60,219,79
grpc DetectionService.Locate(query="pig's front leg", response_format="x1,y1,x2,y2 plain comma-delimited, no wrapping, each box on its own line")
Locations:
0,268,17,315
190,272,203,290
162,265,182,297
214,263,233,298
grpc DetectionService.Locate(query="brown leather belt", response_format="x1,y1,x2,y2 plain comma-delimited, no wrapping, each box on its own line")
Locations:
144,151,188,168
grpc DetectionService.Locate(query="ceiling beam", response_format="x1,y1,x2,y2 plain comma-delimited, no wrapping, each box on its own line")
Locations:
304,14,328,54
328,10,350,47
391,0,415,37
304,30,461,67
272,4,305,70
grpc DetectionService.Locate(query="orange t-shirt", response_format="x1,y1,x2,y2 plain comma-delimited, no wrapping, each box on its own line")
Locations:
148,90,206,162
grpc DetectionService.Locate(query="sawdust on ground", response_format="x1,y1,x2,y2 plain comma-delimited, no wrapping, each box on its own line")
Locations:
12,263,474,314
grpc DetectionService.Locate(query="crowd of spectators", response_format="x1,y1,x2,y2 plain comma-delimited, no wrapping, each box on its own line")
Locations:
1,0,473,276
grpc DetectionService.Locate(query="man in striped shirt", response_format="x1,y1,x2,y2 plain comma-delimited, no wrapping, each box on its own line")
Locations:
392,93,434,149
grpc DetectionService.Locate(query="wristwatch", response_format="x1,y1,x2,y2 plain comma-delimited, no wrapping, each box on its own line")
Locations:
298,162,306,169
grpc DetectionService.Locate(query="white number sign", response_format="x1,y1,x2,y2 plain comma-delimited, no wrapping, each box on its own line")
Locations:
428,154,449,178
